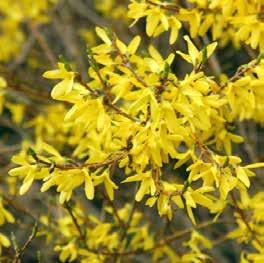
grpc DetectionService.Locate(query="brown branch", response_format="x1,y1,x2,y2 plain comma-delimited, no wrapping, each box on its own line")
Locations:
2,195,53,232
112,183,138,262
7,83,52,103
105,100,136,121
5,195,102,257
12,222,38,263
9,34,35,70
34,151,127,171
0,70,51,103
64,202,112,257
28,23,57,67
229,58,260,83
76,74,100,97
103,193,126,229
64,202,86,242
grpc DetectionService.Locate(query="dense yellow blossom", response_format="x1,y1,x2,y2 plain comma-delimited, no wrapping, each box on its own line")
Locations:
9,27,264,226
0,0,263,262
128,0,264,49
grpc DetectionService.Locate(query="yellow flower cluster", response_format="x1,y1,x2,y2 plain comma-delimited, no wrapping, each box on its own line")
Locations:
10,28,264,225
38,202,216,262
128,0,264,49
49,204,153,262
0,0,263,261
228,192,264,263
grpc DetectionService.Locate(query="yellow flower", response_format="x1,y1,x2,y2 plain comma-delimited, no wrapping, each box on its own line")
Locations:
0,233,10,255
43,63,76,99
176,35,217,68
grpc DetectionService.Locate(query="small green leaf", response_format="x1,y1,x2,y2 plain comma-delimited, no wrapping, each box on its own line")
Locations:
162,62,170,80
86,46,98,70
27,147,38,161
58,55,72,71
256,52,264,64
202,46,208,65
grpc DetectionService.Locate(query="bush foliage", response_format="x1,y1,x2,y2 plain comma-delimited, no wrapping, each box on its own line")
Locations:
0,0,264,262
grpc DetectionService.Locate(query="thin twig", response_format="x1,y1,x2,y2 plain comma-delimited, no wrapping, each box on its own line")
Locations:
33,151,128,171
104,193,126,229
9,34,35,70
12,222,38,263
64,202,86,241
2,195,51,230
29,23,57,67
229,59,259,82
113,183,138,262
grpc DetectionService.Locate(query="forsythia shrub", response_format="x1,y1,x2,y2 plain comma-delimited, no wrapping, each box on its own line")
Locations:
0,0,264,262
